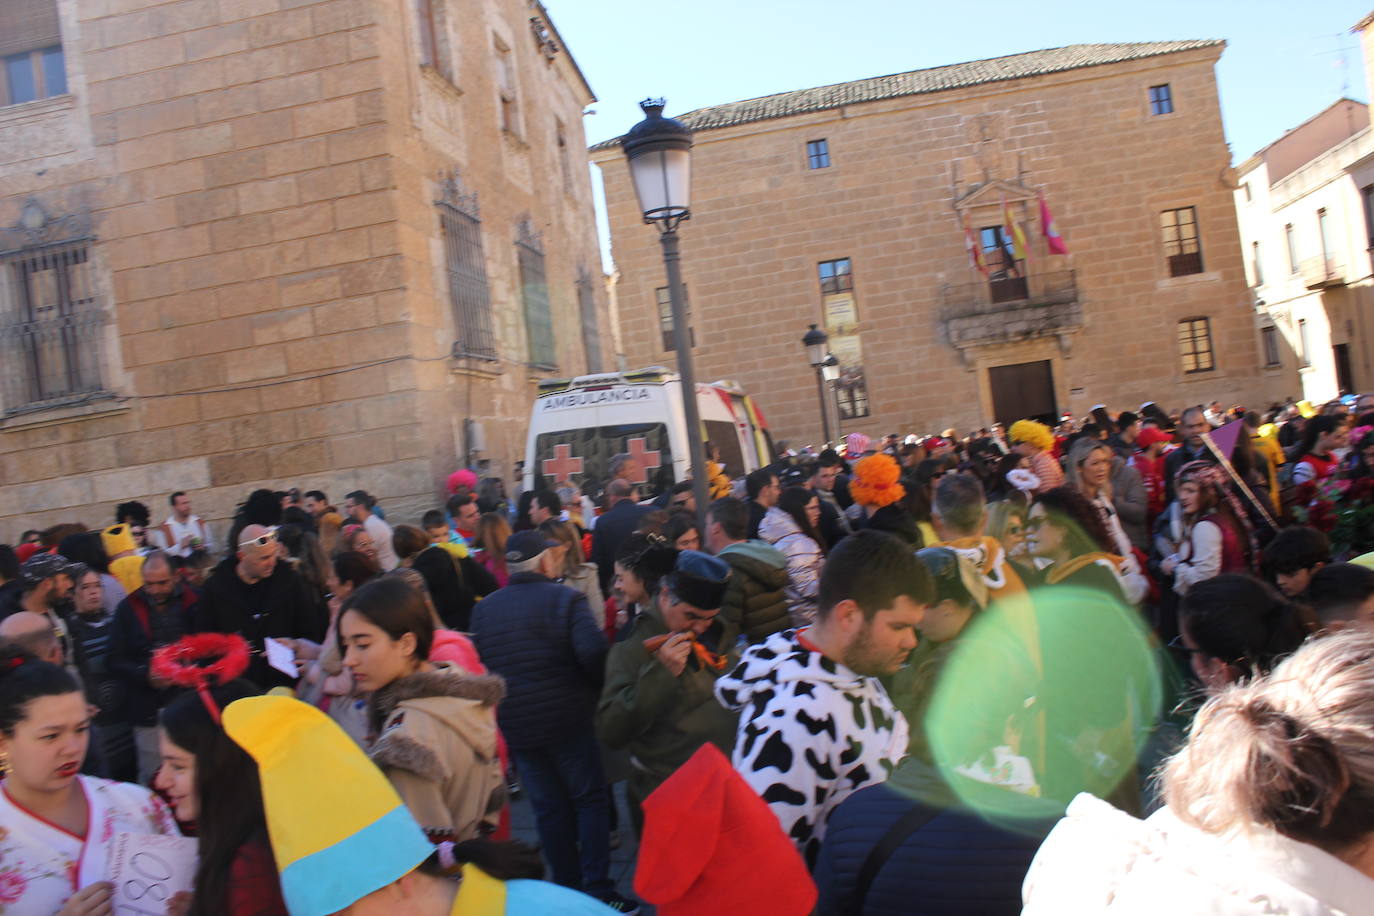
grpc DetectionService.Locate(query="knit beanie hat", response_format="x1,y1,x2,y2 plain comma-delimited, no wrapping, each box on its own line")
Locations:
101,523,136,557
666,550,731,610
635,743,816,916
222,695,434,916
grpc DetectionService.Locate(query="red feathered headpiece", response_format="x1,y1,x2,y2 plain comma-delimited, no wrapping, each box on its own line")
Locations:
152,633,251,725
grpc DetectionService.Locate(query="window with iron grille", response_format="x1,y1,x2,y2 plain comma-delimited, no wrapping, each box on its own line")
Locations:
655,284,693,351
517,224,555,369
437,177,496,360
1262,326,1280,367
1161,207,1203,276
806,139,830,169
577,267,601,373
0,0,65,106
1178,317,1215,373
1,240,108,414
1148,84,1173,115
817,258,852,295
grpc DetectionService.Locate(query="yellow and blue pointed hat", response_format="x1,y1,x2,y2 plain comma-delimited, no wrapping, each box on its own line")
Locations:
222,695,434,916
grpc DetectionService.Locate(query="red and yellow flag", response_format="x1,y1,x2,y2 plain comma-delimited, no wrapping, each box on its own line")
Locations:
1003,197,1029,263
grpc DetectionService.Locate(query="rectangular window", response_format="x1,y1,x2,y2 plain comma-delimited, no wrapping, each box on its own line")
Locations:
980,226,1028,301
1242,182,1252,203
415,0,453,82
655,284,693,351
836,375,870,420
1285,223,1298,274
1318,207,1333,261
806,139,830,170
1298,318,1310,367
1149,83,1173,115
494,37,520,136
1178,317,1215,373
1161,206,1204,276
1262,326,1280,367
517,233,555,369
1,242,108,413
556,120,573,194
1251,240,1264,286
438,200,496,360
817,258,853,295
0,0,64,107
2,46,64,105
1363,186,1374,248
577,268,601,373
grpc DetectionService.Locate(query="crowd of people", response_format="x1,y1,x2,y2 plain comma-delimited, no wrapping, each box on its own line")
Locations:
6,394,1374,914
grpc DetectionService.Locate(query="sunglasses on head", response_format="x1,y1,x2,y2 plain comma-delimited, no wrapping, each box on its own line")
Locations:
238,527,279,549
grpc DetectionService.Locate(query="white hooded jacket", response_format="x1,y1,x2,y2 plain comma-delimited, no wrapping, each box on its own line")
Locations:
714,629,908,867
1023,793,1374,915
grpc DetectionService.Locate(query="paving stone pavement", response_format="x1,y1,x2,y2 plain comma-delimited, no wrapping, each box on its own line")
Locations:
508,781,656,913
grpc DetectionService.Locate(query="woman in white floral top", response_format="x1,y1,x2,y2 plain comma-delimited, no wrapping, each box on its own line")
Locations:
0,646,177,915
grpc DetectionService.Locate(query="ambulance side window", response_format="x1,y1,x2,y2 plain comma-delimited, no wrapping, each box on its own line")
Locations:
703,420,745,480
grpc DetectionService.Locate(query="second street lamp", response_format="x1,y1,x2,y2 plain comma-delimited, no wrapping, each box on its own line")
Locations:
802,323,833,445
622,98,710,527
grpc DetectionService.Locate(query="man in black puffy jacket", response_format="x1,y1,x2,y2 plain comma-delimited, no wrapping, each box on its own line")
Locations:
705,497,790,643
469,530,625,907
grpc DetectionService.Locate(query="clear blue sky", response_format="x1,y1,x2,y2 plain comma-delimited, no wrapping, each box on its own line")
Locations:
553,0,1370,163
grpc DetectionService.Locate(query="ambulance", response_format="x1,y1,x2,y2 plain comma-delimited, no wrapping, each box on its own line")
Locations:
522,366,774,499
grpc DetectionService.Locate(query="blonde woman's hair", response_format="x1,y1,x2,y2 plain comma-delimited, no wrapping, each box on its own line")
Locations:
539,519,584,577
985,499,1025,544
1163,628,1374,854
1064,436,1113,494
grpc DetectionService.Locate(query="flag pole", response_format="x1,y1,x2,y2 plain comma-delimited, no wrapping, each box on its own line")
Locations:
1200,430,1277,531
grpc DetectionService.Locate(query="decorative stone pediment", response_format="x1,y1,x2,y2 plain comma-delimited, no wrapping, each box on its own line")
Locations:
954,178,1037,211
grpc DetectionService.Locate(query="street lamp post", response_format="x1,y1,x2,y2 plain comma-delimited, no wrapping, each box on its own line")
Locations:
622,99,710,527
802,323,833,445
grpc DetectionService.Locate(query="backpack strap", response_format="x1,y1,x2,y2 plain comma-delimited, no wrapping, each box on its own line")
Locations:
853,801,941,913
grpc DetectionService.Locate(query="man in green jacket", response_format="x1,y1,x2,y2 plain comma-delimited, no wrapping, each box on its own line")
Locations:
706,497,791,643
597,550,739,835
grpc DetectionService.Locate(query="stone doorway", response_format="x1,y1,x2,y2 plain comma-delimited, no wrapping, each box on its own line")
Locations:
989,360,1057,427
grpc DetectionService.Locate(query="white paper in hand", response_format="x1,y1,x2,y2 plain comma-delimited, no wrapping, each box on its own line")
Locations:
266,638,298,678
108,832,198,915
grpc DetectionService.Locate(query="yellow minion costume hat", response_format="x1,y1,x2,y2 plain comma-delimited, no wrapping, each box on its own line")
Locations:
222,695,434,916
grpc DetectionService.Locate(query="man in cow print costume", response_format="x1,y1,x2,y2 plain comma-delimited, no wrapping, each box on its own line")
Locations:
715,530,934,867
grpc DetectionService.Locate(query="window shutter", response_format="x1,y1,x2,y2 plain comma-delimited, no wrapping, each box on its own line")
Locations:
0,0,61,57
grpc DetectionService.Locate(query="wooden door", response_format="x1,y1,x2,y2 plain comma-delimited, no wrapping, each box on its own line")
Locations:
989,360,1057,427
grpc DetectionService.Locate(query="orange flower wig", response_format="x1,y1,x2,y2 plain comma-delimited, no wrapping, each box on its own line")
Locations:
851,454,906,508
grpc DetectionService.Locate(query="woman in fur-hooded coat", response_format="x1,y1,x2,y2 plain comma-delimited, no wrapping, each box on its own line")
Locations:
367,663,508,843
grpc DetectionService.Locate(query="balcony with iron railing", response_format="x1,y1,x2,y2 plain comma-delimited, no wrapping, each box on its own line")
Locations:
938,269,1082,348
1299,255,1345,290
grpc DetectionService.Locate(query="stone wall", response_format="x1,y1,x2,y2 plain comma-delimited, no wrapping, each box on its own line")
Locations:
0,0,607,542
594,45,1276,445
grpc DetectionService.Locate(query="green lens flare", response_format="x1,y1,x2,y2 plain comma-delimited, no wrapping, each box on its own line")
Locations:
920,586,1164,825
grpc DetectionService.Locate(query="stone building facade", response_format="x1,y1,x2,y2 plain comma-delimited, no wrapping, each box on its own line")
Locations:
0,0,608,537
592,41,1277,446
1234,98,1374,404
